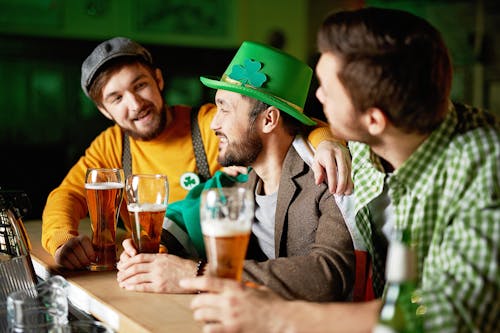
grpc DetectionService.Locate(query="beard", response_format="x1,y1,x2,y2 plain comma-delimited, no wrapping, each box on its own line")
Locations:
217,126,263,167
123,105,167,141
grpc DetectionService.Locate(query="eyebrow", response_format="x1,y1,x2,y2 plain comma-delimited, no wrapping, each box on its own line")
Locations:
215,97,236,110
103,74,148,103
215,97,226,106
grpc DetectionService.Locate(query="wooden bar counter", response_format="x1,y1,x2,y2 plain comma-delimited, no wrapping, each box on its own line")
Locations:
24,220,202,333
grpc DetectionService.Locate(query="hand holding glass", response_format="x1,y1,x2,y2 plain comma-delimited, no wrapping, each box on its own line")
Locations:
85,168,124,271
200,187,253,281
126,174,168,253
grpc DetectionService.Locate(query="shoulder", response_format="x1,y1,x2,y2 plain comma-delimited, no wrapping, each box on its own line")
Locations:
447,105,500,166
283,146,332,198
438,106,500,204
91,124,123,147
197,103,217,119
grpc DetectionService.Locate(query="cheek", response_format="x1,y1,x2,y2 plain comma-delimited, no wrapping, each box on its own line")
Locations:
315,88,324,104
322,106,335,125
151,92,164,110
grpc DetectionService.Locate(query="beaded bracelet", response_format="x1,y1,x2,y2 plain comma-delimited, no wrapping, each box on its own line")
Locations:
196,260,207,277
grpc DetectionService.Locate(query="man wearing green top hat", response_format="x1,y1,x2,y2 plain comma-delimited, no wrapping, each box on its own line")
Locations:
116,41,356,302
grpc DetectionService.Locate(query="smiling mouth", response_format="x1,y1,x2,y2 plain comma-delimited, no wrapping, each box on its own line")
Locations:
133,109,151,121
215,132,228,144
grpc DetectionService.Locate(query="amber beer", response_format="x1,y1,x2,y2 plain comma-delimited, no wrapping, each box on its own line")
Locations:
202,220,251,281
85,181,124,271
128,203,166,253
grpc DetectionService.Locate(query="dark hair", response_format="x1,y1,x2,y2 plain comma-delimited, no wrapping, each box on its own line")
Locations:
88,56,157,107
244,96,306,136
317,7,452,134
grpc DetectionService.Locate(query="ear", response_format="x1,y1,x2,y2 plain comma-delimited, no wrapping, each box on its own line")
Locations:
363,107,388,136
97,105,113,121
260,106,280,134
155,68,164,91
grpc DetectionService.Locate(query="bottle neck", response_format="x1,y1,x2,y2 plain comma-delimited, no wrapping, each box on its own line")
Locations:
385,241,417,283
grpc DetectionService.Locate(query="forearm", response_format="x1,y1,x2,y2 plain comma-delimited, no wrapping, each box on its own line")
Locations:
243,252,353,302
41,161,89,256
280,299,381,333
42,188,87,255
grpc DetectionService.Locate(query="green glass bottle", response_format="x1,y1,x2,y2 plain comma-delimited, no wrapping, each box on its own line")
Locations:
372,230,425,333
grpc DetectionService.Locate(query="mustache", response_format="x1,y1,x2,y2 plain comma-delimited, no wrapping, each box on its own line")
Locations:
214,131,227,138
132,105,153,120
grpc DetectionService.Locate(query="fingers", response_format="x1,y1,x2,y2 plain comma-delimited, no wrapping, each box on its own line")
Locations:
192,301,223,322
118,276,158,293
54,235,95,270
117,253,155,271
222,165,248,177
334,146,353,195
331,158,347,195
122,238,137,256
324,160,339,195
75,235,94,259
345,178,354,195
223,165,248,177
311,159,326,186
118,239,136,262
312,141,354,195
117,267,151,288
312,151,339,194
202,323,226,333
119,249,131,262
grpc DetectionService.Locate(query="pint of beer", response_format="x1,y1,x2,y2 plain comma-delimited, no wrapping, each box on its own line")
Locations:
85,168,125,271
200,187,253,281
126,174,168,253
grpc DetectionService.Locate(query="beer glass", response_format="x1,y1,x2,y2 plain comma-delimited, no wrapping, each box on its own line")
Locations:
85,168,124,271
125,174,168,253
200,187,253,281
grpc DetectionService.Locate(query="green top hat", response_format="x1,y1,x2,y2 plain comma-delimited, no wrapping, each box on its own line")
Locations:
200,41,316,126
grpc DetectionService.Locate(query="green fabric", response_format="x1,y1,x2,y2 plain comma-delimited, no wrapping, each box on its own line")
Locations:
351,102,500,332
165,170,250,258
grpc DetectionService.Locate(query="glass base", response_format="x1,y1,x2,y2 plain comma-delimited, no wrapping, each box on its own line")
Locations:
88,263,115,271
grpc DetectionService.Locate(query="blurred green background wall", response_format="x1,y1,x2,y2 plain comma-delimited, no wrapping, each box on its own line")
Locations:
1,0,498,218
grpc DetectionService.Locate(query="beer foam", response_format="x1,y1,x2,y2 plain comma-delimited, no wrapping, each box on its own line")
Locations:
201,220,251,237
127,203,166,212
84,182,124,190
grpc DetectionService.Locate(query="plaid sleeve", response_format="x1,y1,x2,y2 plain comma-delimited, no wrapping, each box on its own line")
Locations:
421,205,500,332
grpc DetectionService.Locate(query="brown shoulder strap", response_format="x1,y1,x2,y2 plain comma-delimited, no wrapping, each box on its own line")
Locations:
190,107,211,181
122,133,131,178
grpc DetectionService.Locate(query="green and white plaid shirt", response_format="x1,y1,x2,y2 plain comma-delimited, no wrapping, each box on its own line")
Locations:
350,102,500,332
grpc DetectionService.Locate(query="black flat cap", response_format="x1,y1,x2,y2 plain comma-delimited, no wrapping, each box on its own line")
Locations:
81,37,153,97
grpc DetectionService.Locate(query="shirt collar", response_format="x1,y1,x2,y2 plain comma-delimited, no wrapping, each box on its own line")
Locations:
352,102,457,202
392,103,457,200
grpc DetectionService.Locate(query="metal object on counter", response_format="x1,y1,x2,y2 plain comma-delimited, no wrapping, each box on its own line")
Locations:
0,190,37,331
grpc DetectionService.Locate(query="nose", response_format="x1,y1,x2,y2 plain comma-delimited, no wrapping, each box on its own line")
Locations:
210,109,221,131
126,91,144,112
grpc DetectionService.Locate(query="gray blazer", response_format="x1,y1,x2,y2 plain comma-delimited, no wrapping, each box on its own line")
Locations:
243,146,355,302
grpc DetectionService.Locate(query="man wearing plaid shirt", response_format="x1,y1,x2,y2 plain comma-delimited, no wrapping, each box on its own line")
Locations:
181,7,500,333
